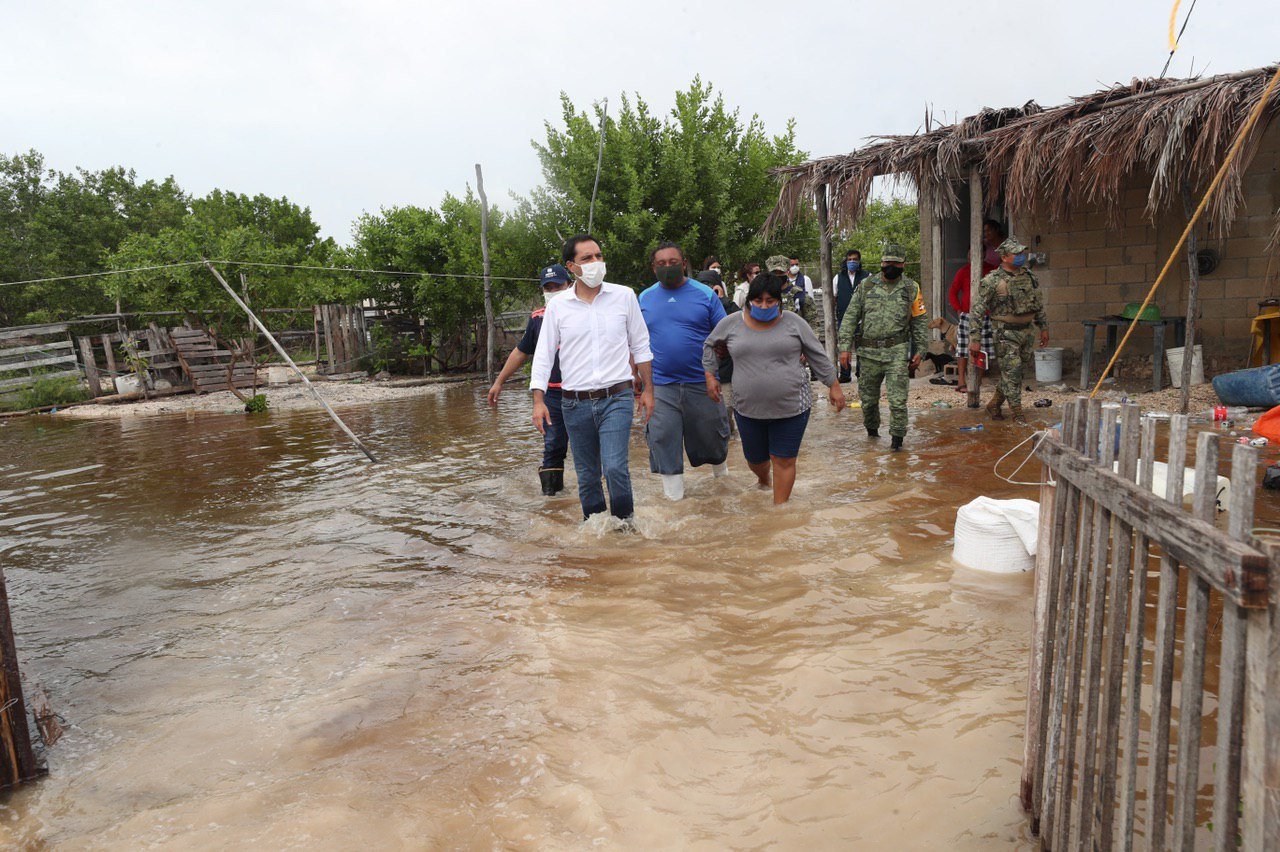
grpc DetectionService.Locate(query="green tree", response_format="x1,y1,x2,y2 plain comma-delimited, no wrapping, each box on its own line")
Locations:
835,198,921,271
530,78,817,288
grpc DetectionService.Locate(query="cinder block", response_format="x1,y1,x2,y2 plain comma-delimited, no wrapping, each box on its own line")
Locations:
1072,230,1110,249
1088,247,1125,266
1071,267,1107,287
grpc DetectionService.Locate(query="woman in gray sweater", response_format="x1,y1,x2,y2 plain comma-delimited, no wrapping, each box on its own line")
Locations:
702,271,845,504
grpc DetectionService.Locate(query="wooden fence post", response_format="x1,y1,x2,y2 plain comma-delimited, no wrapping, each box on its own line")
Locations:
966,165,983,409
815,182,837,366
0,564,42,790
475,163,495,382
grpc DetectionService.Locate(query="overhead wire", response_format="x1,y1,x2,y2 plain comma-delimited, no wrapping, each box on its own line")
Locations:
1161,0,1199,78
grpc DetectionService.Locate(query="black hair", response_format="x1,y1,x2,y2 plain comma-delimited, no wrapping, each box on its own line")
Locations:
746,271,785,304
562,233,601,264
738,261,760,283
702,254,720,269
846,249,861,259
649,240,685,265
983,219,1006,238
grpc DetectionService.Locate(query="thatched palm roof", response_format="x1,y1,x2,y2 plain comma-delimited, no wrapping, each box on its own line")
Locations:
766,65,1280,236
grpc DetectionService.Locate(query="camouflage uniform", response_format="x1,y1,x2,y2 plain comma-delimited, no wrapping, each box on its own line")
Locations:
968,237,1047,422
766,255,821,333
837,244,928,439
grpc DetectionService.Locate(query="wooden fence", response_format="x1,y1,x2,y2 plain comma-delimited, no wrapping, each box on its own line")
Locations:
313,304,368,375
0,324,82,398
1023,397,1278,849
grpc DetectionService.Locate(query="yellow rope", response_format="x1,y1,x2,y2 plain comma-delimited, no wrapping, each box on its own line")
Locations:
1089,64,1280,399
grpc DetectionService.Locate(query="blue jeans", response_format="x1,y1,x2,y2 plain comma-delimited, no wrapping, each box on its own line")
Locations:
561,389,635,520
541,388,569,470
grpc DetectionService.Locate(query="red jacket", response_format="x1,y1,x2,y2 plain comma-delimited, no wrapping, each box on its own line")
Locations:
948,262,997,313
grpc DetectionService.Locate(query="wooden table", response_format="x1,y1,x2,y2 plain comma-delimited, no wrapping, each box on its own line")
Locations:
1079,317,1187,392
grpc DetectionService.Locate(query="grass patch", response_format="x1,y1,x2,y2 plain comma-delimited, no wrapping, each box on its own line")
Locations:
0,376,89,412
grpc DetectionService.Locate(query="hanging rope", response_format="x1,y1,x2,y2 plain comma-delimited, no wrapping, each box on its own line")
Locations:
1089,63,1280,399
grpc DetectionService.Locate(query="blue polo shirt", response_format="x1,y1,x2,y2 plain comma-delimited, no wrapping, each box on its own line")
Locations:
638,279,727,385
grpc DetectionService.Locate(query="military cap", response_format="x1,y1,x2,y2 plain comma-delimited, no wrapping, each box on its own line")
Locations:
997,236,1028,254
881,243,906,263
764,255,790,273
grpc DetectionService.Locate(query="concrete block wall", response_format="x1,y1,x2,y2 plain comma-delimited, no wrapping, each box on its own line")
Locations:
1012,120,1280,370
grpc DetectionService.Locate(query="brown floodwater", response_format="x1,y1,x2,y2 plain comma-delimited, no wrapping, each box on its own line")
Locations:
0,387,1145,848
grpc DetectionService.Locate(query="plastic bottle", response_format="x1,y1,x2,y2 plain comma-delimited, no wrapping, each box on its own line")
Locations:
959,424,984,432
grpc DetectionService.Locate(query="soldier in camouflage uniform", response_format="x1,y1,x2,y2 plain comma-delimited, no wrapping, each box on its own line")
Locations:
837,244,928,451
968,236,1049,425
765,255,820,333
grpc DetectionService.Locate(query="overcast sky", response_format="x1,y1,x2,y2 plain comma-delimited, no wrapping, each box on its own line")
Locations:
4,0,1276,242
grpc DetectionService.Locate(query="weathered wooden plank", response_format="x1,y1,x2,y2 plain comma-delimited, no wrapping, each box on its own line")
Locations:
0,368,83,392
1117,416,1158,851
1040,399,1089,841
1243,534,1280,851
0,324,67,343
1093,403,1141,847
1022,426,1061,815
1035,438,1269,608
1171,432,1218,850
1054,397,1104,852
0,340,74,359
0,565,43,788
1148,414,1190,851
0,353,78,373
1031,404,1080,834
1213,443,1257,851
100,335,117,376
77,338,102,398
323,305,337,374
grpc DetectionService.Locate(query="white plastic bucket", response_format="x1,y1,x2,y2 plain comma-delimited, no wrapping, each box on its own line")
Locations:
952,497,1040,573
1034,347,1064,383
1166,344,1204,388
268,365,291,386
114,374,140,395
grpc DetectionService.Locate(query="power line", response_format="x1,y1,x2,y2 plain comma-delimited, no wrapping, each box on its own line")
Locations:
0,260,541,289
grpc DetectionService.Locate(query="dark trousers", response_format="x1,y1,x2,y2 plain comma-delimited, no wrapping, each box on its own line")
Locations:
541,388,568,470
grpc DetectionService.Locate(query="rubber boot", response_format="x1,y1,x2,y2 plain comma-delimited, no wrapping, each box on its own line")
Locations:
866,428,880,438
661,473,685,501
539,467,563,496
890,435,904,452
986,388,1006,420
1010,405,1028,425
711,462,728,478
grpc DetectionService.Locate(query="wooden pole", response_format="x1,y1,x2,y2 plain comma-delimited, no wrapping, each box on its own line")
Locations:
204,262,378,463
815,183,837,365
475,163,495,382
966,165,984,409
588,97,608,234
0,565,42,789
1178,181,1201,412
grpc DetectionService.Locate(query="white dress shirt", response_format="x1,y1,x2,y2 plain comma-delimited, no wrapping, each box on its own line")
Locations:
530,282,653,393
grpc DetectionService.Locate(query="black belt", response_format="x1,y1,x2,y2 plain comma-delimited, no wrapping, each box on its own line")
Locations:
995,320,1034,330
561,380,632,400
856,330,909,349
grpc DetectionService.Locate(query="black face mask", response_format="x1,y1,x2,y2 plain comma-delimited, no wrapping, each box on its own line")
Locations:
881,265,903,280
656,264,685,288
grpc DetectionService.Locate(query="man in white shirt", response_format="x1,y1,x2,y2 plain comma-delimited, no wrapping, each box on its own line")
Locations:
531,234,655,523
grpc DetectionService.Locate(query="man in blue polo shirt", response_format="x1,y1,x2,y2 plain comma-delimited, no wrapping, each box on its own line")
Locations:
639,241,730,501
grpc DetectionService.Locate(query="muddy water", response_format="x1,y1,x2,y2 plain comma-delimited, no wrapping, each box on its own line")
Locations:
0,387,1048,848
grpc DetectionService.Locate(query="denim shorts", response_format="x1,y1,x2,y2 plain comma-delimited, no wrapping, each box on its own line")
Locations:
734,409,811,463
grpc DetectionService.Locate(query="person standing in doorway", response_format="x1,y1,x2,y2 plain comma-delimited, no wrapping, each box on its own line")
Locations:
834,249,869,382
837,243,928,452
639,242,731,501
703,270,845,504
531,234,655,523
969,236,1048,425
488,263,573,495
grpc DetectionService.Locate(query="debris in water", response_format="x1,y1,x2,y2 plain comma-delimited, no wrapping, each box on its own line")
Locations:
1033,399,1052,408
959,424,984,432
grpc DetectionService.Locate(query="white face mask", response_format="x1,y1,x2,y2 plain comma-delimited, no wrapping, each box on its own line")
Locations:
576,260,606,289
788,264,800,275
542,290,560,304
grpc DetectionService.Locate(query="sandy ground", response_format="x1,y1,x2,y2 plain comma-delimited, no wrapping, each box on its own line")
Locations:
902,370,1223,415
54,376,468,419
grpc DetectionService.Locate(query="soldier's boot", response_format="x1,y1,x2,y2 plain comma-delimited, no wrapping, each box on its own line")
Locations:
1009,405,1028,426
986,388,1006,420
539,467,563,496
866,428,880,438
890,435,904,452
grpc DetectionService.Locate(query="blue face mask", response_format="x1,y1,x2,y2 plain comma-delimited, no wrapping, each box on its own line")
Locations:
1012,252,1029,267
846,261,860,272
749,304,781,322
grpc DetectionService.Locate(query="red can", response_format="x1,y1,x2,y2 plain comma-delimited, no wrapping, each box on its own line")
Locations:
1214,405,1228,422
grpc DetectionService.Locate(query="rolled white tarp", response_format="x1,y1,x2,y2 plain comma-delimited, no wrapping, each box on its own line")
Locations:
953,497,1041,574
